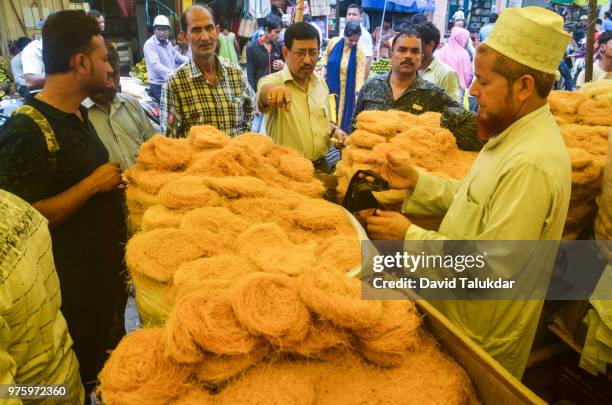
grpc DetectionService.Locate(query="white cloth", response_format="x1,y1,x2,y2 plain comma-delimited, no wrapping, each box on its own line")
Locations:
452,10,465,21
309,21,323,44
248,0,271,19
343,25,373,58
576,63,612,88
21,39,44,76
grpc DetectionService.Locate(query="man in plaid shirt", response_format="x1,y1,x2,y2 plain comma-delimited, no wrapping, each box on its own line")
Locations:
160,5,255,138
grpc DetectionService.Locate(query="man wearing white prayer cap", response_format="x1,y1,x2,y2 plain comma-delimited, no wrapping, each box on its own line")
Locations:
364,7,572,378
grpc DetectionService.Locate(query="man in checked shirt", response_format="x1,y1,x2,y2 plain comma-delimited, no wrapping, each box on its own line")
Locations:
160,5,255,138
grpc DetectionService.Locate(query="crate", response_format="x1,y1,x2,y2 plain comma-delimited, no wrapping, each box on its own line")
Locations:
416,299,546,405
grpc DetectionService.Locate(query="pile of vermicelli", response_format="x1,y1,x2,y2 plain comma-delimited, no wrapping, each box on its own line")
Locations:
548,81,610,239
336,81,610,239
334,110,477,225
98,125,478,404
335,110,477,202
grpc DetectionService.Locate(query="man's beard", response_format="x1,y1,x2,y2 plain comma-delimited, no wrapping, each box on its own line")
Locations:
87,68,108,96
476,94,517,142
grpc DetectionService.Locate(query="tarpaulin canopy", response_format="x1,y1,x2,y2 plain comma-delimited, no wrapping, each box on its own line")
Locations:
362,0,435,13
552,0,608,4
573,0,609,5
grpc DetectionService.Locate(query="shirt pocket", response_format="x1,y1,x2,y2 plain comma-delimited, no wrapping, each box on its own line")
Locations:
448,181,485,236
226,88,244,126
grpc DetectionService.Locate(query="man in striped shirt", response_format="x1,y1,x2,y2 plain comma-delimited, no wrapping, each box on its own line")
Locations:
85,42,155,170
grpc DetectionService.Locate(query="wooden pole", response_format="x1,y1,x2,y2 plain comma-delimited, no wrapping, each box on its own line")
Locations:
296,0,304,22
8,0,27,36
584,0,596,83
376,0,389,59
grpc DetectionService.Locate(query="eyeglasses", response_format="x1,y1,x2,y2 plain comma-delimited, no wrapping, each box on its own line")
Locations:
292,49,319,59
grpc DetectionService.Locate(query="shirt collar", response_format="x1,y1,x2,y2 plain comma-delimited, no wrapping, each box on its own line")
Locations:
154,36,169,46
483,104,552,151
384,72,426,93
82,96,122,112
423,57,439,74
279,64,320,90
189,56,226,81
30,97,89,121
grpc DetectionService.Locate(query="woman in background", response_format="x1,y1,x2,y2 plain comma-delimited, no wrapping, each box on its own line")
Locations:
218,22,240,64
437,27,473,102
323,21,367,135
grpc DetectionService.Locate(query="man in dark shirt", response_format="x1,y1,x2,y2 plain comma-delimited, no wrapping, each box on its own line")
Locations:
247,14,284,132
0,11,127,393
354,28,481,151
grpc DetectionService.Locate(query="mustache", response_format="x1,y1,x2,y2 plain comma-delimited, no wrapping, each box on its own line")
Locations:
401,60,415,66
301,64,315,69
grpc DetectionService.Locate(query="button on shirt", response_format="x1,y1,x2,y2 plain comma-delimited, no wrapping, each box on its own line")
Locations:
421,58,461,102
83,93,156,170
161,57,255,137
143,35,189,85
257,65,331,161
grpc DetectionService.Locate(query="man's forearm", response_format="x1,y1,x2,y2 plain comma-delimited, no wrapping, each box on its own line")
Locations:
32,176,98,228
25,74,45,90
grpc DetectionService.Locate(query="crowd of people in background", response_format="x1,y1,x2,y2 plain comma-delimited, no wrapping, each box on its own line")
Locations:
4,3,608,171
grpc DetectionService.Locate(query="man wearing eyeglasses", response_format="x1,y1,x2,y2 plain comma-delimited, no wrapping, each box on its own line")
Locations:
257,22,346,171
143,15,189,102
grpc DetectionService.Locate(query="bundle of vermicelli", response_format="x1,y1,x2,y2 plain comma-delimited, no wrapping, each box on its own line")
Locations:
213,361,317,405
231,272,311,347
126,163,183,194
195,345,271,386
165,289,263,364
288,317,352,359
97,328,193,405
159,176,224,209
179,206,249,247
141,204,185,232
202,176,267,198
172,255,256,298
137,135,193,171
232,132,274,155
126,228,208,283
188,125,231,150
298,268,383,330
355,300,423,367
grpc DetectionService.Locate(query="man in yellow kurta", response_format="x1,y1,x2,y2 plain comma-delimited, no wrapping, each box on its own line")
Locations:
365,7,572,379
